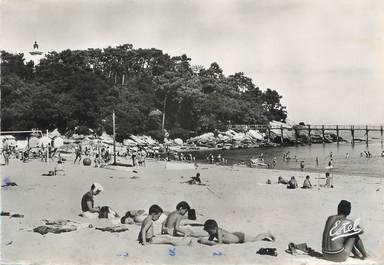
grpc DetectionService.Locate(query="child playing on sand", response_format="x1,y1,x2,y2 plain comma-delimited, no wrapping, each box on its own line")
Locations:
138,204,191,246
322,200,368,262
162,201,194,236
198,219,275,245
287,176,298,189
302,175,312,189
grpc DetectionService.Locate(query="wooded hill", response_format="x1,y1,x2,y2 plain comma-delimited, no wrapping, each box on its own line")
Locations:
1,44,286,141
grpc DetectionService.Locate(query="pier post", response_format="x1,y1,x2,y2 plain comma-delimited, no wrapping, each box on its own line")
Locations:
381,125,383,147
336,125,339,144
351,126,355,145
365,125,369,146
308,125,311,145
280,125,284,145
322,125,325,144
295,128,298,146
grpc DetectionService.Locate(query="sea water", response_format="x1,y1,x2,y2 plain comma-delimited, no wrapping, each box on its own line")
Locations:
194,130,384,178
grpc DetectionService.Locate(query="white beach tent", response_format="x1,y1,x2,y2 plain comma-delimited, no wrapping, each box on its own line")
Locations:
5,136,17,147
53,137,64,148
16,140,28,149
29,136,40,147
39,136,52,147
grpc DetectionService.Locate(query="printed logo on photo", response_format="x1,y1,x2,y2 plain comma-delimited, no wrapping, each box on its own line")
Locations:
329,218,362,241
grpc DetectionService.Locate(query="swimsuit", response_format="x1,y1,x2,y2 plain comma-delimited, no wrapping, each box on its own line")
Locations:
232,232,245,243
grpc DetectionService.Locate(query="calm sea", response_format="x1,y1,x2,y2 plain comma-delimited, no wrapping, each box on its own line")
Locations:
193,130,384,178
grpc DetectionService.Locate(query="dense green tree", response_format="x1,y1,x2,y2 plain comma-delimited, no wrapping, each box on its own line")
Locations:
1,44,287,140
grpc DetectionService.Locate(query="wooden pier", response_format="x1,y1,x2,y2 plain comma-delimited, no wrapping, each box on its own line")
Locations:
228,124,384,146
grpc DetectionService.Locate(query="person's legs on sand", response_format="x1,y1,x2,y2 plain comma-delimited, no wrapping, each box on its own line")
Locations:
245,232,275,242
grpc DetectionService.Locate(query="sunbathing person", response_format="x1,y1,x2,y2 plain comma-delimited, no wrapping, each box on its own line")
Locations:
181,173,203,185
322,200,367,262
287,176,298,189
302,175,312,189
278,176,289,184
138,204,191,246
162,201,194,236
189,173,202,184
198,219,275,245
80,183,103,218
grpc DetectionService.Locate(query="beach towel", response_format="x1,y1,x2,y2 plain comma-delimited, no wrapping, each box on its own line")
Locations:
98,206,119,219
95,225,129,233
285,242,322,257
33,219,89,235
33,225,77,235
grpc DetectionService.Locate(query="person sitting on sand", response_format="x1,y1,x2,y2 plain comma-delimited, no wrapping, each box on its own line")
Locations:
287,176,298,189
198,219,275,245
302,175,312,189
322,200,368,262
162,201,193,236
278,176,289,185
138,204,191,246
81,183,103,218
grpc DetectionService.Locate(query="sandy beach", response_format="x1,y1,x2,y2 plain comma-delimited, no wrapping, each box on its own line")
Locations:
1,158,384,265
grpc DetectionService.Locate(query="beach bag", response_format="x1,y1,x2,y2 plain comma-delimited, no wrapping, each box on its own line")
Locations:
98,206,119,219
188,209,196,220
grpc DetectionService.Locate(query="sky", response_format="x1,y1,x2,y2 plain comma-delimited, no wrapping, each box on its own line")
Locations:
1,0,384,124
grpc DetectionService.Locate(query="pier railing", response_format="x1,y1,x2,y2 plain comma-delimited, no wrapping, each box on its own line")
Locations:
228,124,384,145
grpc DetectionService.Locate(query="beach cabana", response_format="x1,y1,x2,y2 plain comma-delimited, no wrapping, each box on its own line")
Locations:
53,137,64,148
39,136,52,147
29,136,40,147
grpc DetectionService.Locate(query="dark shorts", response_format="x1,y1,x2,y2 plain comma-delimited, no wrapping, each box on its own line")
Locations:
322,249,348,262
233,232,245,244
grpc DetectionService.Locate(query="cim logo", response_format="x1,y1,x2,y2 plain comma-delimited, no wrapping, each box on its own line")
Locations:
329,218,362,241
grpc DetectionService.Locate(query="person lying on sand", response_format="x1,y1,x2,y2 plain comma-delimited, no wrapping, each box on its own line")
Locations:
138,204,191,246
278,176,289,184
287,176,298,189
181,173,204,185
322,200,368,262
302,175,312,189
188,172,202,184
162,201,194,236
80,183,103,218
198,219,275,245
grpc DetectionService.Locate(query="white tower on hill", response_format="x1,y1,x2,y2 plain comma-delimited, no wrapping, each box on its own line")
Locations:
27,41,44,66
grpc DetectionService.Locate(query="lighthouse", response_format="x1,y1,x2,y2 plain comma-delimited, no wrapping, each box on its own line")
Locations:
27,41,44,66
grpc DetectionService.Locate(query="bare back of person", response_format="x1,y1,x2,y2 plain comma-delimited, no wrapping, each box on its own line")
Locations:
322,214,366,261
162,211,181,235
138,215,154,243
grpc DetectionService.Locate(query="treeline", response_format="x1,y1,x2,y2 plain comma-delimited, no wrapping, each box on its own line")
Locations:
1,44,286,141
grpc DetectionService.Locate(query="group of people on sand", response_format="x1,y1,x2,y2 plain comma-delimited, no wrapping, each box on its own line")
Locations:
80,182,368,261
80,182,275,246
277,175,312,189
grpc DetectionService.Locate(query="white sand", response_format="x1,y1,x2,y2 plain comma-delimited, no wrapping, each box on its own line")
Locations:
1,159,384,265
